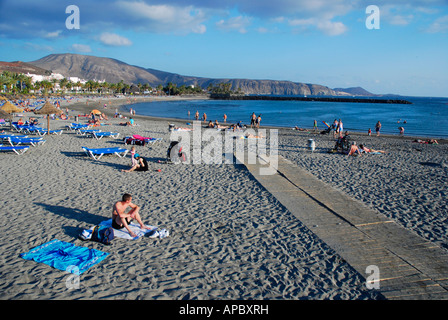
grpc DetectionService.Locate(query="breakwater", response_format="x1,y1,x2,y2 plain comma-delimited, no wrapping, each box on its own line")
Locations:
210,94,412,104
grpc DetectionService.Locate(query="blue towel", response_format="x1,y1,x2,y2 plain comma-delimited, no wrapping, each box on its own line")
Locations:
20,239,109,274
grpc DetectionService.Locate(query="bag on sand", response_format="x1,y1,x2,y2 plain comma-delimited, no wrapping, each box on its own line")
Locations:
91,225,114,245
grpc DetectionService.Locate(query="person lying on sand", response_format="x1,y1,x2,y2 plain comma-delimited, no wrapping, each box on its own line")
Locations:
414,139,438,145
347,141,362,157
112,193,150,237
243,133,264,139
359,144,386,154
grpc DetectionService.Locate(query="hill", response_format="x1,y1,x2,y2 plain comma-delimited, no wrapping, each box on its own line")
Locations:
0,61,51,76
28,53,338,96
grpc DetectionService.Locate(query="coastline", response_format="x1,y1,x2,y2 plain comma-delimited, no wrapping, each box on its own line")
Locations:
0,94,446,301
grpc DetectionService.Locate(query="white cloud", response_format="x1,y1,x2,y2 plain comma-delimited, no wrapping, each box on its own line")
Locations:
288,18,348,36
426,15,448,33
216,16,251,33
99,32,132,46
44,30,62,38
115,1,207,34
71,44,92,53
388,15,414,26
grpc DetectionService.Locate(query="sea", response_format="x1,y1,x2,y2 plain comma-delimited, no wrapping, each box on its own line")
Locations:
127,96,448,139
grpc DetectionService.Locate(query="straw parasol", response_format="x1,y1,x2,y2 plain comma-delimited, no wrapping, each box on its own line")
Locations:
90,109,102,115
34,100,63,134
1,101,24,114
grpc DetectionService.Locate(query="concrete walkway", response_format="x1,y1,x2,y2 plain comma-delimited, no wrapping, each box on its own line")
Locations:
236,153,448,300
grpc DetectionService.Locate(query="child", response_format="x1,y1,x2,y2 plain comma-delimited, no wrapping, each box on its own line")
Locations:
130,146,138,167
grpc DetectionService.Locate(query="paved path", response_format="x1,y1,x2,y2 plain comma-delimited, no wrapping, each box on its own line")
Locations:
236,153,448,300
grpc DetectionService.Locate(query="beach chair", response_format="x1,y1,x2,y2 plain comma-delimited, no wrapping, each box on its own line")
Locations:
67,123,90,131
82,146,129,160
30,127,63,136
0,144,30,155
77,129,101,136
6,136,46,147
25,126,46,136
124,134,162,145
0,134,29,140
92,131,120,140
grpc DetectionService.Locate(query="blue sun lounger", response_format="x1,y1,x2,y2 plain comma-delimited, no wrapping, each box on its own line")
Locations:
92,131,120,140
33,127,63,136
82,146,129,160
6,136,45,147
0,144,30,155
78,129,101,136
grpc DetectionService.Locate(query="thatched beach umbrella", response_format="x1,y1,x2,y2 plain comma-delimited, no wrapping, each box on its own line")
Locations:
1,101,24,114
34,100,63,134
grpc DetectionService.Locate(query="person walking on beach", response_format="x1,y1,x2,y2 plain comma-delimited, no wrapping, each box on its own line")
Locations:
332,119,338,138
195,110,199,121
375,121,381,136
337,119,343,137
223,114,227,123
112,193,150,238
256,114,262,128
202,113,207,122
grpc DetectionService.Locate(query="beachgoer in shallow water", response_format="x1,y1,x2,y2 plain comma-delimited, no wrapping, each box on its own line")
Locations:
375,121,381,136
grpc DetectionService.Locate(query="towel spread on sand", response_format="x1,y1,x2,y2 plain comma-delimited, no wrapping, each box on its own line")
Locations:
20,239,109,274
97,219,169,240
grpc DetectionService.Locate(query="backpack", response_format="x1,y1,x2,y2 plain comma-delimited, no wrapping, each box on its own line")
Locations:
91,225,114,245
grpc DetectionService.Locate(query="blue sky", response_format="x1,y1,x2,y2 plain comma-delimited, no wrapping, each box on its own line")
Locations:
0,0,447,97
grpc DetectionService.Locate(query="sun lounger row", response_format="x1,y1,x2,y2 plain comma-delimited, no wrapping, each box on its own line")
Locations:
77,129,120,140
82,146,128,160
12,124,63,136
0,144,30,155
1,135,45,147
67,123,91,131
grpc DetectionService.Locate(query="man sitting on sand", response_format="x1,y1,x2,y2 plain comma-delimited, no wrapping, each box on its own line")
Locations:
348,141,362,157
112,193,150,237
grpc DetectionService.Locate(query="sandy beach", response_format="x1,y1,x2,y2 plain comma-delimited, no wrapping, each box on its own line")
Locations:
1,95,446,302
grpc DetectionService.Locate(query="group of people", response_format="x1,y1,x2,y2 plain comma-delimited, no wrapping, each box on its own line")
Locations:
331,119,344,138
206,120,227,129
122,146,148,172
347,141,386,157
250,112,262,128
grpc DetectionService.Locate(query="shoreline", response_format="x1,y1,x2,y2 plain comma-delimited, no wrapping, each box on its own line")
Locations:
112,96,447,143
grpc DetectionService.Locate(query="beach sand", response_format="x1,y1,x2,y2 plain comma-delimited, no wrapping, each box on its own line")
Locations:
1,95,446,301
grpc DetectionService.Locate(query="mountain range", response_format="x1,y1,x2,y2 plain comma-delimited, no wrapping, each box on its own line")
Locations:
4,53,378,96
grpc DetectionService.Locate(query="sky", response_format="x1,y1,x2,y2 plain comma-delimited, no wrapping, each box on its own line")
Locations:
0,0,447,97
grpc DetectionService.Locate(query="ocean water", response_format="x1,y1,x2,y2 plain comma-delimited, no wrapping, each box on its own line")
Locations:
128,96,448,139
